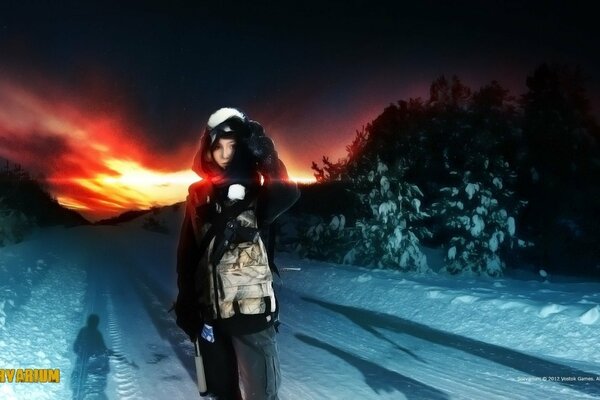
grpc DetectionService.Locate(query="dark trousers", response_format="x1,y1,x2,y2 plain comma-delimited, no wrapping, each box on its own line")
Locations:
197,325,280,400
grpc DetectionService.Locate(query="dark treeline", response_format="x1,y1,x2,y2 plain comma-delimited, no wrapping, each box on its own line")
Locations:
0,159,89,245
308,64,600,277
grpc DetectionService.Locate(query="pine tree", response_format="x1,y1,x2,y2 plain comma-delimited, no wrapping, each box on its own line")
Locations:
300,158,431,272
433,156,531,276
520,64,600,272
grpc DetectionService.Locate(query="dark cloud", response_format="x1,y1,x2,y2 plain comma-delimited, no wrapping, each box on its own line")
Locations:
0,132,71,171
0,129,125,177
1,1,599,176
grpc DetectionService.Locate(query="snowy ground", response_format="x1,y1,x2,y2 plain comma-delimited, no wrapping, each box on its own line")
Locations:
0,205,599,399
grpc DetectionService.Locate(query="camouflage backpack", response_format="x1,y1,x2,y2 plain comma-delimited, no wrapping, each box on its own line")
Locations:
188,183,278,323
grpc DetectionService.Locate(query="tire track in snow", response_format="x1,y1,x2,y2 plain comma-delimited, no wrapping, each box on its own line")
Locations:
105,290,143,399
128,272,196,378
71,263,99,400
68,227,145,399
98,229,199,399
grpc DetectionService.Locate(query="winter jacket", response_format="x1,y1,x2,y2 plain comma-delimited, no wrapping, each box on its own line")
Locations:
175,127,300,340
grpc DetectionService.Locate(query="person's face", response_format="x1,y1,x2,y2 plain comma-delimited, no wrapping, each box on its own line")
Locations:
212,138,236,169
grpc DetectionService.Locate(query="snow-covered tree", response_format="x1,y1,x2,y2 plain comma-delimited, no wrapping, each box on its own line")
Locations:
433,156,532,276
306,70,598,276
519,64,600,272
298,213,351,261
0,199,35,246
300,158,432,272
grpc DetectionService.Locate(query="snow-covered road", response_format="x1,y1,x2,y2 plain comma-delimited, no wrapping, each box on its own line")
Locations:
1,217,599,399
275,265,600,400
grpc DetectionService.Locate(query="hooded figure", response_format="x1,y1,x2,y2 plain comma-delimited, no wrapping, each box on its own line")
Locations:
192,108,254,182
175,107,299,400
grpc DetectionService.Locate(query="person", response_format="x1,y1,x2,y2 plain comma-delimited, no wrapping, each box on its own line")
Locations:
174,107,300,400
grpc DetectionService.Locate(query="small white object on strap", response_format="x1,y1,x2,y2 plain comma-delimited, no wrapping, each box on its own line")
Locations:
227,184,246,201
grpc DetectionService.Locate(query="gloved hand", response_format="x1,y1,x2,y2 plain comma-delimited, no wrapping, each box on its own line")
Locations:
245,120,279,175
200,323,215,343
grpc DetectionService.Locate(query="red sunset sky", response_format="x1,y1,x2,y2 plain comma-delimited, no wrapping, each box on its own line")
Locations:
1,2,597,221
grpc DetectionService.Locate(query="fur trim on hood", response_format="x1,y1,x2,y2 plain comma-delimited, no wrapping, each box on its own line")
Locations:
207,107,246,129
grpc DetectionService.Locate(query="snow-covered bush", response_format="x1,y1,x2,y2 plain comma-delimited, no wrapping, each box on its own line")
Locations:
297,214,351,261
0,200,35,246
299,158,432,272
433,157,532,276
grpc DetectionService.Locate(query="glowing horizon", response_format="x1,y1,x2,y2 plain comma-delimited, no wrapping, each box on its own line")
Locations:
0,77,318,222
51,166,315,222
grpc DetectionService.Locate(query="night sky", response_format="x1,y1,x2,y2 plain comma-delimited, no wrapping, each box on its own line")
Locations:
0,1,598,220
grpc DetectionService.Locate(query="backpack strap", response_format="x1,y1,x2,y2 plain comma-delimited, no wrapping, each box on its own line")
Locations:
209,187,259,265
188,182,258,264
266,221,280,278
265,220,281,332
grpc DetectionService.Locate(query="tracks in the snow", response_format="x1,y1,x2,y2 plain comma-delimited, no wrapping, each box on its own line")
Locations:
105,291,143,399
129,271,197,382
72,241,144,400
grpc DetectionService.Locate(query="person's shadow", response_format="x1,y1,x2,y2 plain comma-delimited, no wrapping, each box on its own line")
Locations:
295,333,450,399
70,314,110,400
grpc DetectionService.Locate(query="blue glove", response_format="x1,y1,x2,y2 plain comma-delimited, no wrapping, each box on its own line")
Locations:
200,324,215,343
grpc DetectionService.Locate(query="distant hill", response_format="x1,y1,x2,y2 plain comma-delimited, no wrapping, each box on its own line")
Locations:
94,208,154,225
0,158,89,227
95,201,186,227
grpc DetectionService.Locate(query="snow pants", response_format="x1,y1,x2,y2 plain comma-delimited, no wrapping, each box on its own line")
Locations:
197,325,281,400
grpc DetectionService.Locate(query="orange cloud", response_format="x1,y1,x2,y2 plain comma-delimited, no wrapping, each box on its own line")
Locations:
0,76,315,221
0,77,199,221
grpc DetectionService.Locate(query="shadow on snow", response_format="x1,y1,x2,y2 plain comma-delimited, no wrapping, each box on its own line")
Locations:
301,296,600,397
295,332,449,399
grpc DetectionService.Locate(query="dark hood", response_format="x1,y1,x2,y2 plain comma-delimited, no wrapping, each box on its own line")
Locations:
191,126,219,179
191,118,258,186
